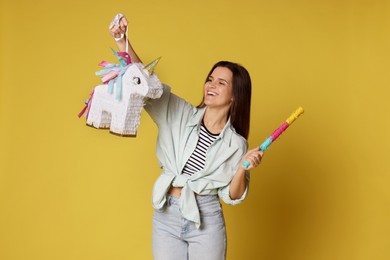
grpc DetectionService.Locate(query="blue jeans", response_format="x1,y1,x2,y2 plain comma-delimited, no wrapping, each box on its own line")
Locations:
152,195,226,260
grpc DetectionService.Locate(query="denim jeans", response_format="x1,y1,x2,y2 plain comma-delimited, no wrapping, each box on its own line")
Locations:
152,195,226,260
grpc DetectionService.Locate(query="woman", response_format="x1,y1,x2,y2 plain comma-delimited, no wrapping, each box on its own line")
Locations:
109,15,263,260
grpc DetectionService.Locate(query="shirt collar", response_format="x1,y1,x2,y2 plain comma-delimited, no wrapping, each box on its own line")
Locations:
187,107,235,146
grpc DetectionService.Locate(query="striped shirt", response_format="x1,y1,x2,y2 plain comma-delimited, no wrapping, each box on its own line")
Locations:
182,122,219,176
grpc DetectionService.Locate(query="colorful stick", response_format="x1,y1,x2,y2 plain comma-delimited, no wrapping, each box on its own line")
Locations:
243,107,304,168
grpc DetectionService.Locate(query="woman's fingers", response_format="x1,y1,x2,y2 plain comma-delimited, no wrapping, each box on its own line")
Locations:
109,14,127,38
119,17,128,28
250,155,261,166
243,148,263,169
109,25,124,38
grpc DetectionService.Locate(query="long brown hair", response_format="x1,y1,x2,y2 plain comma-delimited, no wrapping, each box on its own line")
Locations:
197,61,252,140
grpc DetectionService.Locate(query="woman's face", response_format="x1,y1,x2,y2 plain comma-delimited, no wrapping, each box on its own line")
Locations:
203,66,234,110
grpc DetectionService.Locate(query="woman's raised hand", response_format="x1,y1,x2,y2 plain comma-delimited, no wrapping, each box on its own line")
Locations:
109,14,128,40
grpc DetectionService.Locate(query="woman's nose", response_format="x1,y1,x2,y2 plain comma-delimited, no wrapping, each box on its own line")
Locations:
208,81,217,88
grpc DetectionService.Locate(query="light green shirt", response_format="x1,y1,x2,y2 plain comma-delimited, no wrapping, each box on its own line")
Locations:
145,84,250,228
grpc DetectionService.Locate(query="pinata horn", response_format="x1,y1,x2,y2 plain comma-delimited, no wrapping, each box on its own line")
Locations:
143,57,161,75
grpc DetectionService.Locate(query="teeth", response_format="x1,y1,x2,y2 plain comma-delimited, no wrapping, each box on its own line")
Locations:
207,91,217,96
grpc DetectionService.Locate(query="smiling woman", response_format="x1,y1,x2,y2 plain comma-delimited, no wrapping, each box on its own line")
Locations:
109,14,263,260
203,67,234,123
199,61,252,140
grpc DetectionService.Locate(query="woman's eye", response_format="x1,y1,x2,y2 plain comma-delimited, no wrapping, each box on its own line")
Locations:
133,77,141,85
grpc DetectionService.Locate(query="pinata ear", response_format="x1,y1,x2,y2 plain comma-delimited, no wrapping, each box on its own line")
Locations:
110,48,132,66
143,57,161,75
117,52,132,65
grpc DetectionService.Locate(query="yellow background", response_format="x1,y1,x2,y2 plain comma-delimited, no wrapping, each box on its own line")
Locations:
1,0,389,259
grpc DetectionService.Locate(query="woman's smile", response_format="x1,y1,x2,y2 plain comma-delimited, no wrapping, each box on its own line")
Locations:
204,66,233,108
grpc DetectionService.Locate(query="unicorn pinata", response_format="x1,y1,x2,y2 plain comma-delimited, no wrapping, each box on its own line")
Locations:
78,49,163,137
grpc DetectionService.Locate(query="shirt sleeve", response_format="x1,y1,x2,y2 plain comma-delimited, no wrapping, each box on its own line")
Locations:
218,170,250,205
218,135,249,205
144,84,171,125
144,84,193,126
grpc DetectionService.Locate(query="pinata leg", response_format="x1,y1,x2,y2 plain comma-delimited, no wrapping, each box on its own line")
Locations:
108,95,143,137
86,97,112,129
99,111,112,128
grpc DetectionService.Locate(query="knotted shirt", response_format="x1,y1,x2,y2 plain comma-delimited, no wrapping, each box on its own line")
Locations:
145,85,249,228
